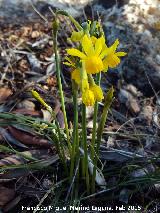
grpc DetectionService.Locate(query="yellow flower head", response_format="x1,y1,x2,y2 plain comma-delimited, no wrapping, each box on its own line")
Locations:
67,35,107,74
71,69,81,84
90,84,104,102
70,30,84,42
103,39,127,70
82,89,95,106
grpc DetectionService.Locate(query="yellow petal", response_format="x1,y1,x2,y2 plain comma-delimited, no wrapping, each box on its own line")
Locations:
65,56,74,64
90,84,104,102
63,62,73,67
107,54,121,68
100,45,110,59
66,48,86,59
82,35,94,56
82,89,95,106
94,37,103,56
71,69,81,84
111,39,119,52
102,58,109,71
64,56,76,67
85,56,104,74
99,36,105,47
116,52,127,57
91,36,97,45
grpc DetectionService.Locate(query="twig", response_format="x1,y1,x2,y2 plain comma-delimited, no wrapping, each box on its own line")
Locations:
30,0,48,23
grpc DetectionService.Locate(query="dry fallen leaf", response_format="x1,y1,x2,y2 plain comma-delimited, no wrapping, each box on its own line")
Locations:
21,26,32,37
13,109,41,117
0,87,12,103
8,126,52,148
0,186,15,207
56,110,65,128
0,149,52,167
3,196,21,213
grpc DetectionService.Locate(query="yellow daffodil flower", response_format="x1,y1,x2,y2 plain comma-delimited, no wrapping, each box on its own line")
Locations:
102,39,127,70
90,84,104,102
66,35,107,74
82,89,95,106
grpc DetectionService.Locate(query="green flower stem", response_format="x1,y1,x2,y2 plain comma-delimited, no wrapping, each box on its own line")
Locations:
90,73,101,193
52,17,72,157
88,74,95,86
52,129,68,174
70,81,79,179
96,87,114,152
82,104,90,194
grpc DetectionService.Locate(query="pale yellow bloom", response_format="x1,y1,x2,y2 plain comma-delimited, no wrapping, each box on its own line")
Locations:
90,84,104,102
82,89,95,106
102,39,127,70
67,35,107,74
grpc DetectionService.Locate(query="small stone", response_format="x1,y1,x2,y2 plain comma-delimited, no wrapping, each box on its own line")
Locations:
131,168,147,178
0,87,12,103
140,105,153,125
155,55,160,65
31,31,40,38
118,89,140,114
126,84,138,96
86,106,94,119
17,100,35,110
118,89,129,104
87,120,94,128
128,98,140,114
42,178,52,189
49,40,53,46
155,184,160,193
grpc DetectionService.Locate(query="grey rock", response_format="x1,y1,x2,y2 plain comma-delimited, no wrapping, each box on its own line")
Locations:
118,89,140,114
155,55,160,65
17,100,35,110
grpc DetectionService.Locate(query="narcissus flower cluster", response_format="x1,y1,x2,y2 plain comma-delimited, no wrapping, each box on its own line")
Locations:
64,21,126,106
